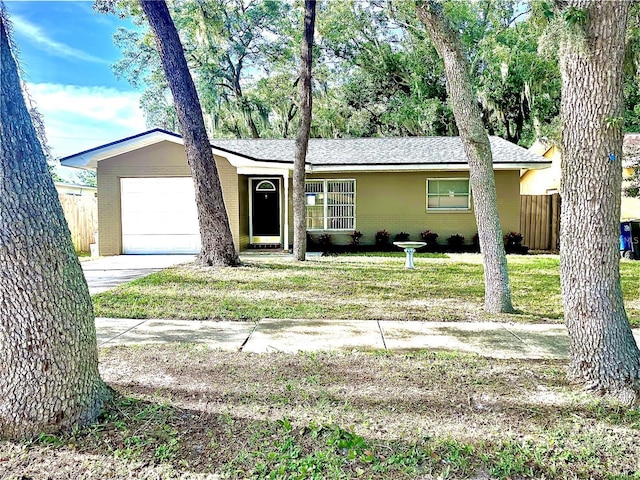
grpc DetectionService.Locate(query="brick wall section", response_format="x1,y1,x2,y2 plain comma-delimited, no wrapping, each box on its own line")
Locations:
238,174,250,250
305,170,521,246
286,177,294,247
96,141,239,255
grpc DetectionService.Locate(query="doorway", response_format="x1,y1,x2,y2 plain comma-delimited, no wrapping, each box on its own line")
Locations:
250,178,281,244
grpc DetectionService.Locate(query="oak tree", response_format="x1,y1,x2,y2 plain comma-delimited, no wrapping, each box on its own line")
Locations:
139,0,240,267
556,0,640,404
293,0,316,261
0,11,108,439
417,0,514,314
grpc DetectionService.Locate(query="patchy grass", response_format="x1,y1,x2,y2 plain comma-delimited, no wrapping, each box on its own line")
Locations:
337,251,450,258
2,345,639,479
92,254,640,326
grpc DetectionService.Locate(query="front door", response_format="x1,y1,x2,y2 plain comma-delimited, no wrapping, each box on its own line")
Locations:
251,178,281,244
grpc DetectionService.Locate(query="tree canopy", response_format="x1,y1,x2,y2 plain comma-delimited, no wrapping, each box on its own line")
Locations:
106,0,634,145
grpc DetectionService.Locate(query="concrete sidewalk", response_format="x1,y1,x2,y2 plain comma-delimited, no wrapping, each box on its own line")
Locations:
93,317,635,360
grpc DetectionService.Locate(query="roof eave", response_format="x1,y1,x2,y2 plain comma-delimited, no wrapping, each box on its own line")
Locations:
60,130,184,170
308,162,551,173
212,148,294,170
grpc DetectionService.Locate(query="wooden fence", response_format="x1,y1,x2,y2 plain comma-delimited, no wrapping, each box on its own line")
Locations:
58,194,97,253
520,194,561,251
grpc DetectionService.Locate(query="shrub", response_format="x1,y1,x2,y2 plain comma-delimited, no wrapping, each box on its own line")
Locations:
420,230,439,246
350,230,363,245
394,232,410,241
504,231,529,255
504,231,523,247
318,233,333,247
447,234,465,247
472,233,480,251
306,233,318,250
375,229,391,247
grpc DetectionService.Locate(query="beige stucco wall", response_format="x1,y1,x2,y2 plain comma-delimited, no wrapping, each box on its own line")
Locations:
520,145,560,195
306,170,521,246
96,141,239,255
238,175,250,250
286,177,294,248
622,166,640,220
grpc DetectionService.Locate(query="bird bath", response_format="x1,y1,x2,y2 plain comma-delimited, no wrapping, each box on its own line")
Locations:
393,241,427,269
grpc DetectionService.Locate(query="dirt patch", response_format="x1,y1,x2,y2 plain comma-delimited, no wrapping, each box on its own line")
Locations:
1,345,639,479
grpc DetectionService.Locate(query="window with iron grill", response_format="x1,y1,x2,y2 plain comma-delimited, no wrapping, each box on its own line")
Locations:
305,180,355,230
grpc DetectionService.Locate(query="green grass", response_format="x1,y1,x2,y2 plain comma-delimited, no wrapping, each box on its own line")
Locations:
92,254,640,325
337,251,449,258
8,347,640,479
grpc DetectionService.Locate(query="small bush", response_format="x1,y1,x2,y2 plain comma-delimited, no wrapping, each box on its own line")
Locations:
350,230,363,246
318,233,333,247
394,232,410,241
504,231,523,247
421,230,439,246
447,234,465,247
504,231,529,255
375,230,391,247
472,233,480,252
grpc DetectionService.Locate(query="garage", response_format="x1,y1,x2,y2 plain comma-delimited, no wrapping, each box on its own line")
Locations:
120,177,201,254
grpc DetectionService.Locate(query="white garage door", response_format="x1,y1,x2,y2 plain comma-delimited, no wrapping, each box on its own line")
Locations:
121,177,201,254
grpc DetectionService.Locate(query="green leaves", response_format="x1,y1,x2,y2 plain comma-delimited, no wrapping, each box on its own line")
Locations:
562,6,588,27
105,0,637,144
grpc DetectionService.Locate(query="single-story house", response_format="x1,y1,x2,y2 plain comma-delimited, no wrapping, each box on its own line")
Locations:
521,134,640,221
60,128,550,255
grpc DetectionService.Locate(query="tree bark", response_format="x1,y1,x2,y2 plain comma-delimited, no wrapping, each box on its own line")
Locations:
140,0,240,267
293,0,316,261
557,0,640,404
0,15,108,440
417,2,514,314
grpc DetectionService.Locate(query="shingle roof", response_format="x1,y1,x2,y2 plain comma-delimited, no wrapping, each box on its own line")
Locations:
211,136,547,166
59,128,549,170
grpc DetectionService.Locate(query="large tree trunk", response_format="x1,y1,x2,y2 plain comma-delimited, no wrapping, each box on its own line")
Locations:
140,0,240,267
0,15,108,440
293,0,316,261
417,3,514,314
557,0,640,404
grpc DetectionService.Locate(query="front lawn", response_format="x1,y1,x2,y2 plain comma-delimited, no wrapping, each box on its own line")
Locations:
92,254,640,326
2,345,639,478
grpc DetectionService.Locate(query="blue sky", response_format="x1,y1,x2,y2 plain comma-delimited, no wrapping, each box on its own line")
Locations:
3,0,147,162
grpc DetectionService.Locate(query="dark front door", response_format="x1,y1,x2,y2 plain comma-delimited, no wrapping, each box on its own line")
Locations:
251,179,280,241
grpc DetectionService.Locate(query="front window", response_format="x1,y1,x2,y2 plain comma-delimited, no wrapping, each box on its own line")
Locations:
427,178,471,210
305,179,355,230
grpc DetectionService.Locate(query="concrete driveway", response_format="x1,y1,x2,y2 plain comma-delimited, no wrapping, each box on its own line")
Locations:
82,255,195,294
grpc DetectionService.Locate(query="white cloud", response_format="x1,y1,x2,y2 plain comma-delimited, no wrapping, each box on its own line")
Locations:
10,13,109,64
27,83,147,157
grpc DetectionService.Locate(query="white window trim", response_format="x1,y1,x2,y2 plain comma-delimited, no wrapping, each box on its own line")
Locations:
426,177,471,211
255,180,277,192
306,179,356,231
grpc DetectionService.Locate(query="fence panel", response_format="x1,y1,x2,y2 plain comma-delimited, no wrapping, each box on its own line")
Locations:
520,194,560,251
58,194,97,253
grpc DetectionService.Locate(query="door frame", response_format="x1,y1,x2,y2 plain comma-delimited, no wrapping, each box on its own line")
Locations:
249,177,282,244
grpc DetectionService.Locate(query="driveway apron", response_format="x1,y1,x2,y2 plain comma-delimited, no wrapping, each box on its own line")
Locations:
82,255,195,294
